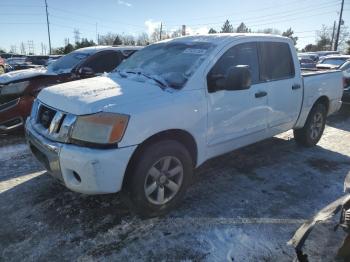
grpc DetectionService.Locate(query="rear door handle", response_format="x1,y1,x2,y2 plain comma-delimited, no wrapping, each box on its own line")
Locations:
292,84,301,90
255,91,267,98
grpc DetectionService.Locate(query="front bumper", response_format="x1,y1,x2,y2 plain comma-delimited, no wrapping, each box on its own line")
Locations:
25,119,137,194
288,194,350,259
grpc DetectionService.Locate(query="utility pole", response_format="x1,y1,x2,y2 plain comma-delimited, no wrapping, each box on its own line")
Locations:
331,21,336,50
95,23,98,45
44,0,52,54
334,0,344,51
159,22,163,41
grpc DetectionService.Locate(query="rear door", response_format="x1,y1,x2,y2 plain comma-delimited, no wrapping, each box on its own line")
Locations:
258,41,303,131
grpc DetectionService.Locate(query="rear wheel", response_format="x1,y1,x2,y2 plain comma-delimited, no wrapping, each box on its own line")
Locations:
124,140,193,217
293,103,327,147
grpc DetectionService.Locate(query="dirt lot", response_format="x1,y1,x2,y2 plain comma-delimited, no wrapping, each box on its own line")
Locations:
1,107,350,262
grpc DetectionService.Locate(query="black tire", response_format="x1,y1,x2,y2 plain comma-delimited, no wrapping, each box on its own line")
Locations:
293,103,327,147
123,140,193,217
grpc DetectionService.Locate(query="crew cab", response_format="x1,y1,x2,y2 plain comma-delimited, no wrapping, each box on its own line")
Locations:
25,34,344,217
0,46,141,132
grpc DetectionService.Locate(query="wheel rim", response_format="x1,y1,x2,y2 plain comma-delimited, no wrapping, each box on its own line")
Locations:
309,112,324,140
144,156,184,205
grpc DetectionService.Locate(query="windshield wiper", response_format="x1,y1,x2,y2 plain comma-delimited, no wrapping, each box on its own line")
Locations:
119,70,167,89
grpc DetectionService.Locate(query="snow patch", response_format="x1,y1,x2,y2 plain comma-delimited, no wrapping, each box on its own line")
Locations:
0,143,28,161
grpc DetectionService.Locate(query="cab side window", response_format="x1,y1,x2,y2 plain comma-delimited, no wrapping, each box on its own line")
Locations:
207,42,259,92
258,42,295,81
83,51,122,73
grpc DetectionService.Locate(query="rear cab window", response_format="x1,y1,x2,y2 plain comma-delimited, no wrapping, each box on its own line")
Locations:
258,42,295,82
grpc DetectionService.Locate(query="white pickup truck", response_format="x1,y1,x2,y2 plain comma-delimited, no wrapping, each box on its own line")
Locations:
25,34,343,217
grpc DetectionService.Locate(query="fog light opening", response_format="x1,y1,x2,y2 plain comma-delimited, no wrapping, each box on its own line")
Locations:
73,171,82,183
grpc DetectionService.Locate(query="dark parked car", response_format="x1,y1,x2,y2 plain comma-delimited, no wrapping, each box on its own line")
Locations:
0,46,142,132
339,61,350,105
299,58,316,69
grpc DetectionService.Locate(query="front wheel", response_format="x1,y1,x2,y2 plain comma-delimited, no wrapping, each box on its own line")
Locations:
124,140,193,217
293,103,327,147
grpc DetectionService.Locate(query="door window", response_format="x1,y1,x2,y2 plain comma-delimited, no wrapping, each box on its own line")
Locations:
207,42,259,91
83,51,122,73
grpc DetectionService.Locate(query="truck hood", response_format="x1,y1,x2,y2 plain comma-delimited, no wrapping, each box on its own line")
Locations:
38,74,165,115
0,67,54,85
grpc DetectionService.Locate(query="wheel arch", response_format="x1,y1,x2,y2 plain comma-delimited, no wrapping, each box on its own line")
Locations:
315,95,330,114
122,129,198,189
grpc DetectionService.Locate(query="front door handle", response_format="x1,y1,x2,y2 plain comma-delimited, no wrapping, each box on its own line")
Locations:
292,84,301,90
255,91,267,98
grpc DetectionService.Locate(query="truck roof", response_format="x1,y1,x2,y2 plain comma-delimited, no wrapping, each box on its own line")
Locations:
164,33,290,45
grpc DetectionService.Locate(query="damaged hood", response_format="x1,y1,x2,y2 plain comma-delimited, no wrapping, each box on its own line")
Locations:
38,74,165,115
0,67,54,85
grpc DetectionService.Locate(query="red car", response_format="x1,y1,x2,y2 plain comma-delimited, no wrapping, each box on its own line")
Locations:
0,46,141,133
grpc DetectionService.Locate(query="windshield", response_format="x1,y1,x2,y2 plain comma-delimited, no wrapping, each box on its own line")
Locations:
320,58,347,67
340,61,350,71
116,41,216,88
47,52,90,73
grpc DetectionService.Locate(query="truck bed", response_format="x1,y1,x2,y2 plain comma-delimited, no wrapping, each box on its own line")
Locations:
301,69,339,77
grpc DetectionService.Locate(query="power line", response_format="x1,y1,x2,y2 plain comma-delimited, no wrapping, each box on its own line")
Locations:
166,1,340,28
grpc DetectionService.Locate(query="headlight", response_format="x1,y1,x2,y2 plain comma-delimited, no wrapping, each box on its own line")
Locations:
71,112,129,146
1,81,29,95
345,173,350,193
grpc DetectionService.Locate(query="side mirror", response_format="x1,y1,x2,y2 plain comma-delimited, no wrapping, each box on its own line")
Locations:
78,67,95,78
225,65,251,91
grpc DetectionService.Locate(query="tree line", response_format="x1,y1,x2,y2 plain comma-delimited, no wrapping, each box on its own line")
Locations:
46,19,350,55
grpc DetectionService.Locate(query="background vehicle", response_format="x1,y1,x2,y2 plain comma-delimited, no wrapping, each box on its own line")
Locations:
0,46,141,132
299,57,316,69
25,34,343,217
289,172,350,262
316,55,350,70
5,57,41,71
0,56,5,75
298,52,319,62
340,61,350,104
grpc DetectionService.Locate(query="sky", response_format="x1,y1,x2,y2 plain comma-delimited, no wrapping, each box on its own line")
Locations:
0,0,349,54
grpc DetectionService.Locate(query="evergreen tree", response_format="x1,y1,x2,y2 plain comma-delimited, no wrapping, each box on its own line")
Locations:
282,28,298,46
113,36,123,45
63,43,74,54
208,28,217,34
236,22,249,33
220,20,234,33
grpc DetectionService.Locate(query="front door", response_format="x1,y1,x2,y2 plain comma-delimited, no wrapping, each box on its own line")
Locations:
206,42,269,156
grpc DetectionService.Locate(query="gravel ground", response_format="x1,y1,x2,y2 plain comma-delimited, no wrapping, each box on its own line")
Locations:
1,106,350,262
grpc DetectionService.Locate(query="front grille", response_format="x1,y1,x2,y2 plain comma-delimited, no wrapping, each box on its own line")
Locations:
0,98,19,111
37,104,56,129
31,100,76,143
